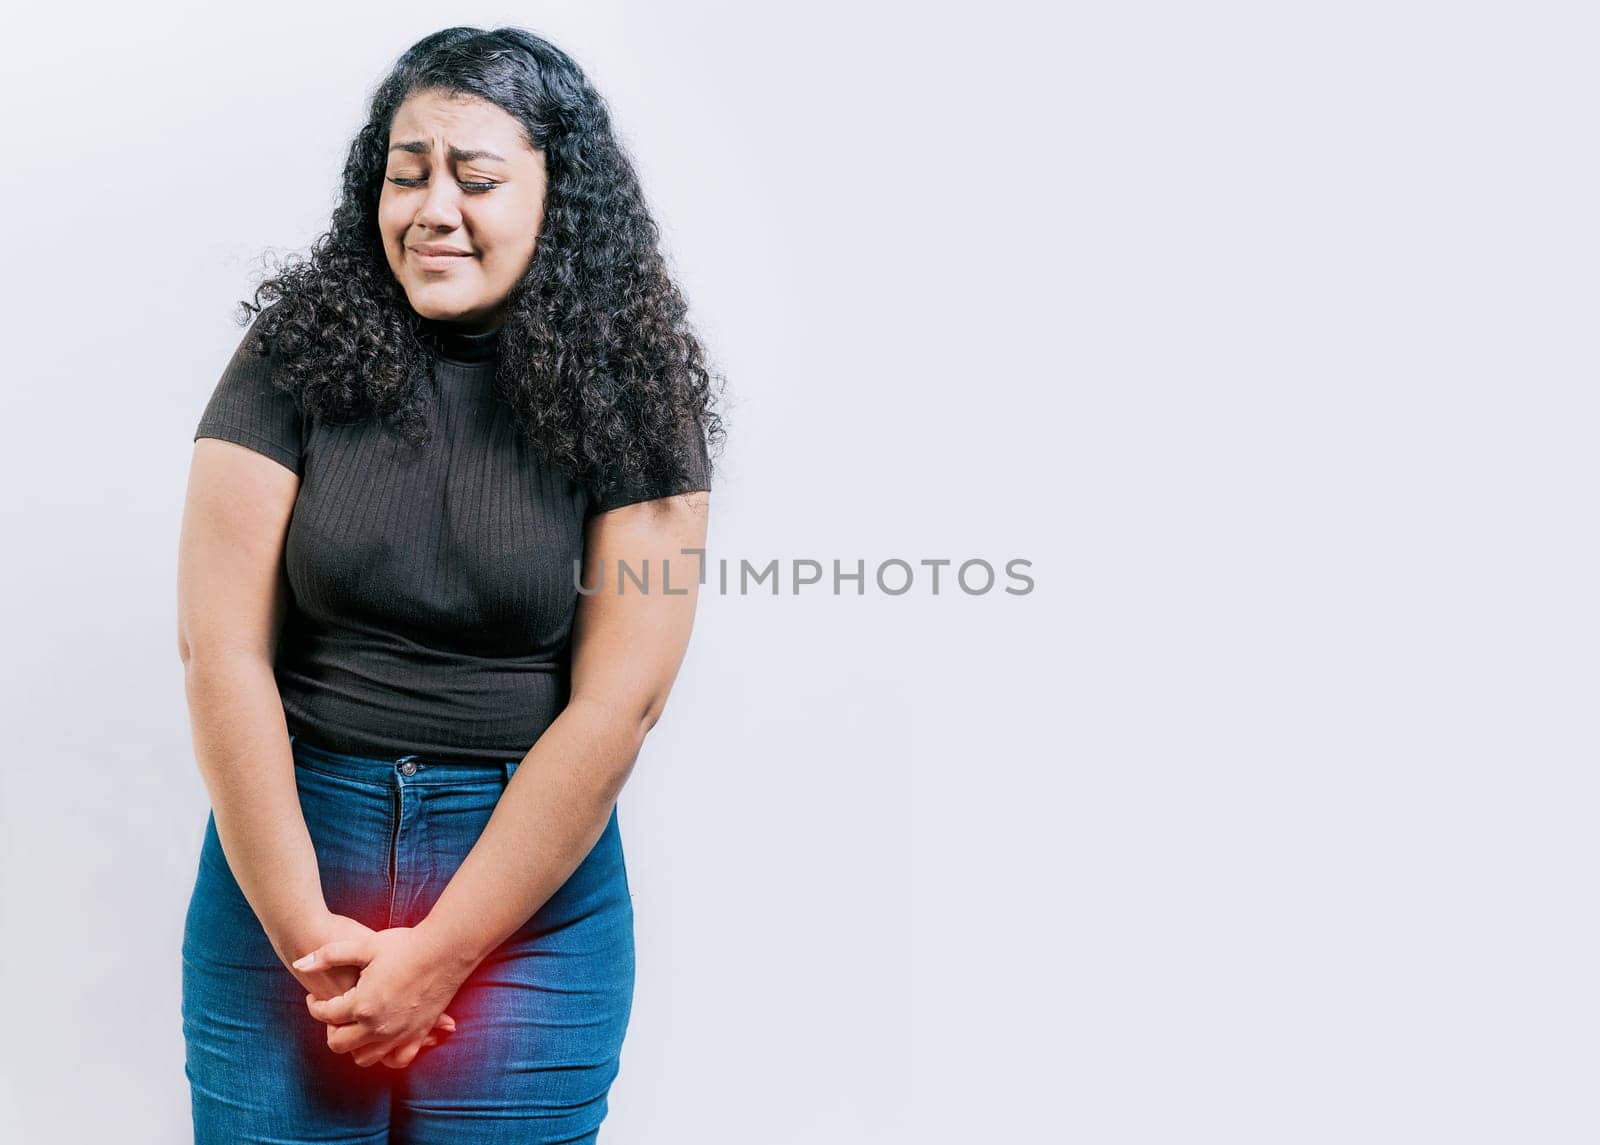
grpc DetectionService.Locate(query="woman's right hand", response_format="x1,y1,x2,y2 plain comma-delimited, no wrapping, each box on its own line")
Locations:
276,910,457,1065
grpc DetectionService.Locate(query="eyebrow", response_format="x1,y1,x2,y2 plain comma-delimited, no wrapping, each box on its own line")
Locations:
388,140,508,164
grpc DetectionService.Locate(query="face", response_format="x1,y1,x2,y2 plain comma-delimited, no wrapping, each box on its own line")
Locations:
379,89,547,332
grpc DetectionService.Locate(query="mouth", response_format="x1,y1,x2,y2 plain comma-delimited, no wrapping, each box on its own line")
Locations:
409,248,475,272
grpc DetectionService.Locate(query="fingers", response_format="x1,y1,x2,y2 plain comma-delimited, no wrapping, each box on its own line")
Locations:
285,954,359,1002
304,996,383,1056
293,938,371,972
366,1028,447,1070
303,993,455,1032
300,991,454,1029
304,991,358,1025
353,1038,401,1068
304,965,360,999
326,1021,382,1056
380,1039,428,1070
308,1005,459,1060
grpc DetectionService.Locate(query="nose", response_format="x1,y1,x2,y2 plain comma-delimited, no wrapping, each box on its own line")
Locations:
413,178,463,231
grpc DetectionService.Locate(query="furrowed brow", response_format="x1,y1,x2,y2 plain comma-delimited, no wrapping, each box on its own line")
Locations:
388,140,508,164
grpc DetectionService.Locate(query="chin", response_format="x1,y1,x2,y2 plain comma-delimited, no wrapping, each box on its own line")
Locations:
407,284,471,311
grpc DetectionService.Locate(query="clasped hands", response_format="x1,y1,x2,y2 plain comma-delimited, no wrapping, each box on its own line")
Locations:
285,913,472,1070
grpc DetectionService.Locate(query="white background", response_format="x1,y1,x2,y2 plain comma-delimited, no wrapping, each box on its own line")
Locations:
1,2,1594,1142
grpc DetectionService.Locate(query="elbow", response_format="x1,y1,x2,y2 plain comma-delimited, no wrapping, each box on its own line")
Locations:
178,636,273,675
639,691,673,738
177,620,202,667
574,693,661,756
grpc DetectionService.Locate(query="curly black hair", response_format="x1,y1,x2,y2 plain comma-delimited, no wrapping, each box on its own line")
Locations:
235,25,723,501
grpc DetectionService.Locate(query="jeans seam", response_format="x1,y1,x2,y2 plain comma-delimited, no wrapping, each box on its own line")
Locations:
385,777,401,928
291,759,391,789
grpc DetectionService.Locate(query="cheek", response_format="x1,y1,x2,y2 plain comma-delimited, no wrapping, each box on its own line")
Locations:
376,195,407,242
486,192,543,249
480,220,539,273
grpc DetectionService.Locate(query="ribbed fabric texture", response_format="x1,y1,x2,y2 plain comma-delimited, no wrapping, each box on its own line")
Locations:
192,311,709,764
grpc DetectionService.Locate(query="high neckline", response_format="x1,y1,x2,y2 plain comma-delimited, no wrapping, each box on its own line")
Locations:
418,316,502,367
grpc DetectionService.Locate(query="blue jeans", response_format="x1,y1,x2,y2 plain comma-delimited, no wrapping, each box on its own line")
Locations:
181,734,636,1143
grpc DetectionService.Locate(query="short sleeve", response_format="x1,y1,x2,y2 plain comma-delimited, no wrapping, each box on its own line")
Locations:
193,318,305,477
587,420,711,516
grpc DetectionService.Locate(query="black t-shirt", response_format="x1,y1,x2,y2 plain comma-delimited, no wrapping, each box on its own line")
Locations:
192,311,709,764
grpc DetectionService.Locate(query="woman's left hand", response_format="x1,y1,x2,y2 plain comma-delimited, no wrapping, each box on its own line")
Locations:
294,926,470,1068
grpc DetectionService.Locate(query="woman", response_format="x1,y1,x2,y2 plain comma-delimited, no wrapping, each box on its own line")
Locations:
176,26,721,1144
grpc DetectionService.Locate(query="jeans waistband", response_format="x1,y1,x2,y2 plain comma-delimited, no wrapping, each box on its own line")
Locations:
289,733,520,785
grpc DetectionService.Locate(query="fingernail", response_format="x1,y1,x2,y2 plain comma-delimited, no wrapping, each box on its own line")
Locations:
293,954,314,969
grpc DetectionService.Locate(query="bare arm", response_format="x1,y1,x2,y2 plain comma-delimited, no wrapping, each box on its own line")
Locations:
414,491,711,975
177,438,326,964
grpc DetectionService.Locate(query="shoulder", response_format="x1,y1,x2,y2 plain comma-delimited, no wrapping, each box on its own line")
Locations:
193,304,305,476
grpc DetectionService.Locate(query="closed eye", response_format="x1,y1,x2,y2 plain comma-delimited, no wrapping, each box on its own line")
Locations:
387,177,499,193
